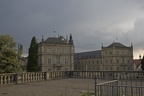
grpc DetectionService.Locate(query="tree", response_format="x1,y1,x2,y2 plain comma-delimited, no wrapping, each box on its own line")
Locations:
141,56,144,71
26,37,39,72
0,34,22,73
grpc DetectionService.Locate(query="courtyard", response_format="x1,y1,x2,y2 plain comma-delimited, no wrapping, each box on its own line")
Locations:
0,78,108,96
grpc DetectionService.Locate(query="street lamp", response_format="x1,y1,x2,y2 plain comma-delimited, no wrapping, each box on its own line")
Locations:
94,75,97,96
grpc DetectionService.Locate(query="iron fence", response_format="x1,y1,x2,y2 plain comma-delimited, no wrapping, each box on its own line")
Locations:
95,80,144,96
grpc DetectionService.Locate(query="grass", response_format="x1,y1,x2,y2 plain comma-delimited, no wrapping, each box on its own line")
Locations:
81,85,94,96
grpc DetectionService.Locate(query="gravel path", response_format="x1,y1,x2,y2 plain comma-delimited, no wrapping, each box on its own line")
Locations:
0,78,109,96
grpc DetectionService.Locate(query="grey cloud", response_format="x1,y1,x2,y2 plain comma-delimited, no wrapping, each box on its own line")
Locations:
0,0,143,58
127,18,144,50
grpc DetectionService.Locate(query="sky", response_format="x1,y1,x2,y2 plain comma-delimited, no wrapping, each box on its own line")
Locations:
0,0,144,59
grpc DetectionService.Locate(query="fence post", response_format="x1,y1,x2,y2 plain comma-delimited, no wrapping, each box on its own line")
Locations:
112,81,118,96
94,75,97,96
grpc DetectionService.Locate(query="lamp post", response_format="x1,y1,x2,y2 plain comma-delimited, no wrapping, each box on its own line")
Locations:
94,75,97,96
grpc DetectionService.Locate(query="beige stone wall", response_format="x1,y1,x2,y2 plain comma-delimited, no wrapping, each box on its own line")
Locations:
38,43,74,72
75,44,133,71
75,58,102,71
102,46,133,71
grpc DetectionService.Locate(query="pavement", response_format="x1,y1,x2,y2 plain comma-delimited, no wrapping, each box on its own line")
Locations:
0,78,109,96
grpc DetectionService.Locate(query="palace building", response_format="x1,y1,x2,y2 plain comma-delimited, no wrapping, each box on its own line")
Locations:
38,34,74,72
74,42,134,71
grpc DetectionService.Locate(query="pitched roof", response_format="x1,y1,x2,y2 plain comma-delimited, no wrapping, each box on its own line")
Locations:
44,36,67,44
75,50,102,59
107,42,127,48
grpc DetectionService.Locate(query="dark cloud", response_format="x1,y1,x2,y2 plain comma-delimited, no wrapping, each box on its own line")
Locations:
127,18,144,49
0,0,144,58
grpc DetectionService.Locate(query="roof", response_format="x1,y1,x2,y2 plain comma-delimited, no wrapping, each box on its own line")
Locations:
106,42,128,48
44,36,67,44
75,50,102,59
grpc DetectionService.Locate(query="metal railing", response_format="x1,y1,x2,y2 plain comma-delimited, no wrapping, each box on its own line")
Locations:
94,79,144,96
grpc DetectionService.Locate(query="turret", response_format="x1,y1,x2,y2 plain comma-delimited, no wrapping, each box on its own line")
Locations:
69,34,73,44
41,35,44,42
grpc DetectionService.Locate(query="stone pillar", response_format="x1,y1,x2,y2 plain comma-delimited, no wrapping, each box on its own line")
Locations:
45,72,50,80
15,73,21,84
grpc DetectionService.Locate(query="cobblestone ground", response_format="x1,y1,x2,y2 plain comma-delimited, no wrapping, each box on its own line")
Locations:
0,79,109,96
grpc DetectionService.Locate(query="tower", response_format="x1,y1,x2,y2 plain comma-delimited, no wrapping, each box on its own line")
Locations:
69,34,73,44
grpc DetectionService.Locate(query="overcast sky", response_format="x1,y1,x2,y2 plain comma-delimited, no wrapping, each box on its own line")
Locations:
0,0,144,59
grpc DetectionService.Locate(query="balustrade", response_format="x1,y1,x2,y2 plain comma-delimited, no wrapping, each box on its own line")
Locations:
0,71,144,85
69,71,144,80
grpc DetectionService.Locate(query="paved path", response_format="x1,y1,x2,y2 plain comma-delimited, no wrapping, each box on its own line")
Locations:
0,79,109,96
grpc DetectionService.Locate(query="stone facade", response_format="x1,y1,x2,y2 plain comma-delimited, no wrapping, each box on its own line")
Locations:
102,42,133,71
75,42,134,71
38,34,74,72
74,50,102,71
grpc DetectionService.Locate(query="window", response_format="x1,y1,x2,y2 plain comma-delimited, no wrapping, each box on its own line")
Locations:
57,67,61,71
65,68,68,71
117,51,119,55
110,51,112,55
110,60,112,64
64,48,68,54
127,59,130,63
78,61,80,64
65,58,68,64
105,60,107,64
106,67,108,70
110,67,112,70
128,67,130,70
47,48,51,53
48,69,51,71
123,67,125,71
56,48,60,53
122,51,124,55
48,59,51,64
117,67,119,71
97,60,99,64
56,56,60,64
117,60,119,64
105,52,107,55
92,61,94,64
127,51,130,55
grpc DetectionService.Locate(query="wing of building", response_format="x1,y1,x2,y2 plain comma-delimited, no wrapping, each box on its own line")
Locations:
38,34,74,72
74,42,134,71
74,50,102,71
